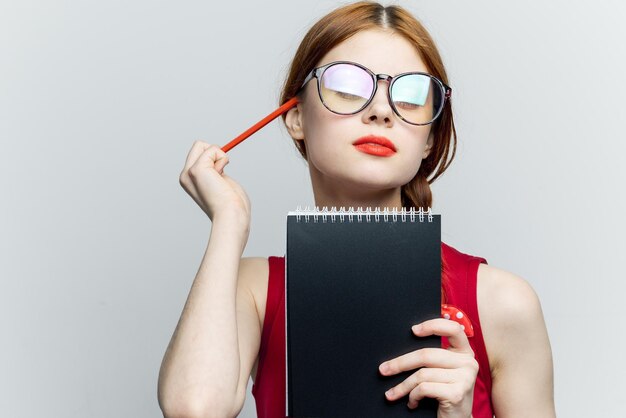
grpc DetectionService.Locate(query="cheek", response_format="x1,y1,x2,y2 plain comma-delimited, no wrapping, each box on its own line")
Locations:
398,132,432,179
301,102,343,155
409,128,432,159
304,126,343,166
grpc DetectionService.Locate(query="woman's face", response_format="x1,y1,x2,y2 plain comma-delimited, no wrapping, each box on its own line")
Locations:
286,28,435,199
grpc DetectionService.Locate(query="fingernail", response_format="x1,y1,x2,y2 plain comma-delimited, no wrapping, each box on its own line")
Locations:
412,324,422,333
385,388,394,398
379,363,389,374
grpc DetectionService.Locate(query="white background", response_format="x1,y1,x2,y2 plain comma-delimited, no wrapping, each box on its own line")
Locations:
1,0,625,416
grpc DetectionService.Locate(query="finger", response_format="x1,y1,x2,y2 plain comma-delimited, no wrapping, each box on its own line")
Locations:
384,367,454,401
214,156,229,174
182,140,211,173
441,304,474,337
182,141,229,178
412,318,472,351
189,145,229,176
379,348,471,375
407,381,465,409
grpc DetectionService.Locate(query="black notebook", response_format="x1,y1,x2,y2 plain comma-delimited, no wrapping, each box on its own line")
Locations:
286,207,441,418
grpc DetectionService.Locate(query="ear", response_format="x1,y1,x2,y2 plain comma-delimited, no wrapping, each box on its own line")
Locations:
422,131,434,159
285,104,305,141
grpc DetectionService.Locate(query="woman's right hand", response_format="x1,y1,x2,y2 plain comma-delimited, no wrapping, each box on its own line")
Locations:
179,141,251,227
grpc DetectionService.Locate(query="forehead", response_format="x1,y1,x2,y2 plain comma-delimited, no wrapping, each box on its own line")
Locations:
317,29,429,75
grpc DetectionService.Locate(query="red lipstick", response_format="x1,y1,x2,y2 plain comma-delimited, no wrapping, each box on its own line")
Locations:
352,135,397,157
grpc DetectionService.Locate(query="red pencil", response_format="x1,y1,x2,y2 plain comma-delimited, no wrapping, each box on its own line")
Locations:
221,97,300,152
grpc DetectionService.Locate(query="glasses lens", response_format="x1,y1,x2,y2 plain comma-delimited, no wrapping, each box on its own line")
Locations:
319,63,374,114
391,74,444,124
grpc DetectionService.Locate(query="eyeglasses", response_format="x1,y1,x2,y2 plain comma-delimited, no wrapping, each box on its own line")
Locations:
298,60,451,126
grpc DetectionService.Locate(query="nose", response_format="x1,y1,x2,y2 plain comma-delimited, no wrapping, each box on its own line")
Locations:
361,76,394,127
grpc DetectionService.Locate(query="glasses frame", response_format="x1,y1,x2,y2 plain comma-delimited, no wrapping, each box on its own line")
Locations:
298,60,452,126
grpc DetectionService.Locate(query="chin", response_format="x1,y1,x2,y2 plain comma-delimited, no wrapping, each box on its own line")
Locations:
310,157,414,190
334,171,405,191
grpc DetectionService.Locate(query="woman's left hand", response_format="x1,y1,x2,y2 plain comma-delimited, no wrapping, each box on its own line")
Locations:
378,318,479,418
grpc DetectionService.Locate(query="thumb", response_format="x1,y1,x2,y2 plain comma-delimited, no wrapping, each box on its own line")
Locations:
215,158,229,175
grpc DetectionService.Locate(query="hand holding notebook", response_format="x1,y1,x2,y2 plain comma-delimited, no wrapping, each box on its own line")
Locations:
378,314,478,413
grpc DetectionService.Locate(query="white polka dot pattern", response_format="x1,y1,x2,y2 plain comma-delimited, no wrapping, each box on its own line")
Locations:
441,304,474,337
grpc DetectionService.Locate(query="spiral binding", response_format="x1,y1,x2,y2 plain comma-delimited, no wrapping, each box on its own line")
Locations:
289,206,433,223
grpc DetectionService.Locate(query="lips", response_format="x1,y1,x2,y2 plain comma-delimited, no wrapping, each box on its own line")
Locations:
352,135,397,156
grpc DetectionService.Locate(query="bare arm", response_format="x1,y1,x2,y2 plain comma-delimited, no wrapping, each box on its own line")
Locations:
157,142,264,418
158,223,264,418
477,264,556,418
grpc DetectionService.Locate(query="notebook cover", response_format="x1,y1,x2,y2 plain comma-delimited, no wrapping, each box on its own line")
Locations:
286,212,441,417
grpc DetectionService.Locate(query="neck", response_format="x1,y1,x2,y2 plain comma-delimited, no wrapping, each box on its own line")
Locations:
309,168,404,211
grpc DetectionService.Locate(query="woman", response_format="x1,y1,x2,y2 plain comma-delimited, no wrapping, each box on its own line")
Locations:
158,2,555,417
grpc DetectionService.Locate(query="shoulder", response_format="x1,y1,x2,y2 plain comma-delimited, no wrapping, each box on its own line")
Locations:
237,256,270,296
237,257,270,325
238,256,269,283
476,263,549,374
477,263,542,321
